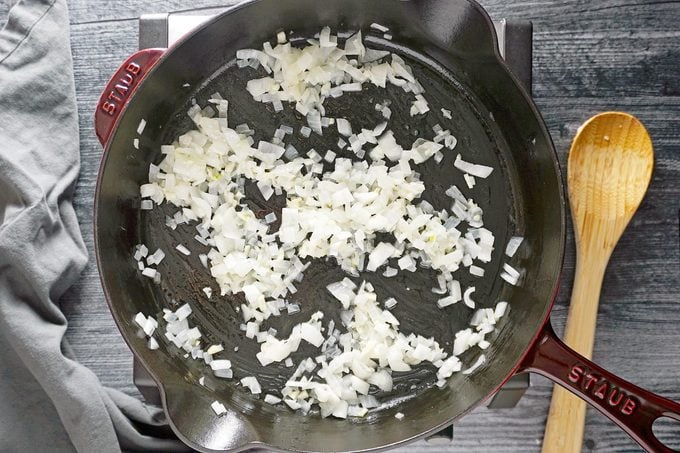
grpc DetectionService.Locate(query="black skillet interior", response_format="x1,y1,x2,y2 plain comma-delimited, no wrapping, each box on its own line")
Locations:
95,0,565,451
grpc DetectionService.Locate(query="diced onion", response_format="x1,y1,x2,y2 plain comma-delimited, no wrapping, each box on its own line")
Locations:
494,301,509,320
500,271,519,286
505,236,524,257
141,267,157,279
241,376,262,394
469,265,484,277
382,267,398,278
265,394,282,405
134,27,511,420
336,118,352,137
454,154,494,178
137,119,147,135
211,401,227,415
370,23,389,32
463,287,476,309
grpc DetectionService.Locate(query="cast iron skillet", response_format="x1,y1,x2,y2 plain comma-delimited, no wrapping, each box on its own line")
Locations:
93,0,680,451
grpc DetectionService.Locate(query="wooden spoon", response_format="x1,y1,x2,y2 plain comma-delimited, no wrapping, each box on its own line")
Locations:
541,112,654,452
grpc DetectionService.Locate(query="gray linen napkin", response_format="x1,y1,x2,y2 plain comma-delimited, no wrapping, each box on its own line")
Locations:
0,1,190,451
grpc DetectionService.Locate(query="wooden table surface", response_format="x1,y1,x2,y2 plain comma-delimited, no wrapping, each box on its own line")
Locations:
50,0,680,451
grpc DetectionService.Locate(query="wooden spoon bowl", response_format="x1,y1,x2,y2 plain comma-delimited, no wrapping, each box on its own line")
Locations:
568,112,654,254
542,112,654,453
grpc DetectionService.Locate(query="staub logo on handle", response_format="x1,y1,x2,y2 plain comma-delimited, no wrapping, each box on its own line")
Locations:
569,364,638,415
100,62,142,116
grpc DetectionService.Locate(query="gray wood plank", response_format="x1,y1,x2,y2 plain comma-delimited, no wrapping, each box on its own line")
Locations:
63,18,141,396
0,1,9,29
60,1,680,451
65,1,237,24
481,0,680,28
64,0,680,29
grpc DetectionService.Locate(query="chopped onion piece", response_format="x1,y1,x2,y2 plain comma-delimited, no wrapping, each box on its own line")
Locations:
463,287,476,309
175,303,192,321
437,295,459,308
469,265,484,277
141,267,157,279
147,248,165,265
211,401,227,415
505,236,524,257
454,154,494,178
265,394,282,405
495,301,509,320
257,141,286,161
366,242,396,271
444,135,457,150
324,150,336,162
382,267,398,278
137,119,147,135
500,271,519,286
300,322,324,347
464,174,476,189
241,376,262,394
257,181,274,200
348,405,368,417
206,344,223,355
336,118,352,137
134,312,147,329
503,263,521,279
210,359,232,371
397,255,416,272
147,337,160,350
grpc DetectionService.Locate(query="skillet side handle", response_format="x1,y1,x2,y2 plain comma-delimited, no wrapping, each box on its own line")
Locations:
401,0,498,57
94,48,165,147
520,324,680,453
161,383,260,452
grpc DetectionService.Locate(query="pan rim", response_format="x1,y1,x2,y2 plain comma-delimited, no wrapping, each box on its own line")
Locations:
93,0,567,451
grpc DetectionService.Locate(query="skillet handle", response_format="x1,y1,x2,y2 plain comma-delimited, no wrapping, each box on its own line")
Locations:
520,324,680,452
94,48,165,147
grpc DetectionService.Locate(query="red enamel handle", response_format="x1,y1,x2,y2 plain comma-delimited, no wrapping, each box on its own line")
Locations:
520,323,680,452
94,48,165,147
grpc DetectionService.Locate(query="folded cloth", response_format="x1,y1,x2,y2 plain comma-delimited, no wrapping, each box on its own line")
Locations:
0,1,190,452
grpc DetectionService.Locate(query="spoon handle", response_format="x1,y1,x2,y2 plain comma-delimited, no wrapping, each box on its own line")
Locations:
542,251,608,452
